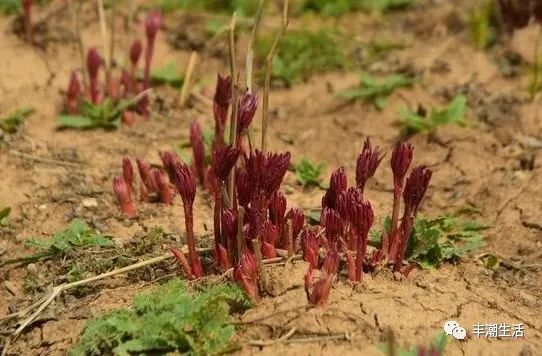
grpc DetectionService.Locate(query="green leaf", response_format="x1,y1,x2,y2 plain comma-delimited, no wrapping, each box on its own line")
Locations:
71,280,249,356
25,219,113,257
57,115,95,129
296,158,326,187
401,94,468,134
337,73,414,110
402,215,488,268
0,206,10,226
481,254,500,270
151,62,184,88
0,107,35,133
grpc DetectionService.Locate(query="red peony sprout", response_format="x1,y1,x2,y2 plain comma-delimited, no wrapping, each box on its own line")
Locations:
113,176,136,218
322,167,347,210
389,142,414,253
86,48,102,104
268,191,287,226
261,222,279,259
213,74,232,148
128,39,143,94
356,138,383,193
234,249,259,303
305,249,338,307
153,169,174,205
236,92,258,142
300,227,319,269
139,10,161,118
391,165,432,271
159,151,183,183
136,158,156,202
122,157,134,196
173,162,203,278
66,71,81,114
350,200,374,282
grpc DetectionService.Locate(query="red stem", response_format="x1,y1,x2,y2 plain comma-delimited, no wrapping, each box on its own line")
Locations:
183,203,203,277
355,229,369,282
388,184,402,256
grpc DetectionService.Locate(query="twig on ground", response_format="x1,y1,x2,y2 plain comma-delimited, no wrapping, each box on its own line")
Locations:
179,51,199,108
283,332,351,344
9,150,82,168
248,326,297,346
262,0,289,153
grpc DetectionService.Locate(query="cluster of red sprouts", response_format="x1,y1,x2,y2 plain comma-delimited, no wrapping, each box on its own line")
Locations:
112,74,432,306
65,10,161,124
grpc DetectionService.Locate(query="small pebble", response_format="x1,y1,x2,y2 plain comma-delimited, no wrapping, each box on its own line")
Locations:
26,263,38,274
4,281,18,296
38,204,47,211
82,198,98,208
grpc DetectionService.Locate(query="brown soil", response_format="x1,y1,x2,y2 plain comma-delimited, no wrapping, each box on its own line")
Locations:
1,1,541,355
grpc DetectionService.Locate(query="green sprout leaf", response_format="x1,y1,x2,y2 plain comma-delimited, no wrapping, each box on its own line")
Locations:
296,158,326,188
401,94,468,134
70,280,250,356
0,107,35,134
338,73,414,110
379,330,447,356
57,93,145,130
0,206,11,226
256,29,347,86
370,215,488,269
151,62,184,88
25,219,113,257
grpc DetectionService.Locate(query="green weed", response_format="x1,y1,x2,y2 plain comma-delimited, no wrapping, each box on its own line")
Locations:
400,95,467,134
338,73,414,110
255,29,347,86
295,158,326,188
0,107,34,133
71,280,249,356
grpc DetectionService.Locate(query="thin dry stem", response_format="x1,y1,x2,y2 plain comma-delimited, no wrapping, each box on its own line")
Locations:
179,51,199,108
262,0,289,153
227,13,239,207
96,0,111,89
248,327,297,346
251,239,266,288
246,0,267,94
108,2,117,84
236,207,245,263
68,0,88,91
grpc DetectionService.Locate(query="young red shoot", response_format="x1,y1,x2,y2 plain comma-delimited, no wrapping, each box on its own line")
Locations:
356,138,383,193
213,74,232,148
66,71,81,114
153,169,174,205
173,162,203,278
87,48,102,104
113,176,136,218
234,249,260,303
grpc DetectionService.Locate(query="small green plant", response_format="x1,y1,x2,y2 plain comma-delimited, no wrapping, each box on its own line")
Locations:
256,29,347,86
400,95,467,134
70,280,250,356
0,206,10,226
337,73,414,110
0,107,34,133
57,97,142,130
296,158,326,188
154,0,258,15
371,215,489,269
298,0,417,16
25,219,113,258
380,331,447,356
151,62,184,88
469,1,498,50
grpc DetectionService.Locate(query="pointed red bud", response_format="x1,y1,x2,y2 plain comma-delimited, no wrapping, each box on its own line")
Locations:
113,176,136,218
268,191,287,226
213,145,239,182
145,10,161,43
237,92,258,138
391,142,414,187
356,138,383,192
173,162,197,206
153,169,174,205
122,157,134,196
233,249,259,302
129,39,143,68
136,158,156,196
403,165,432,213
